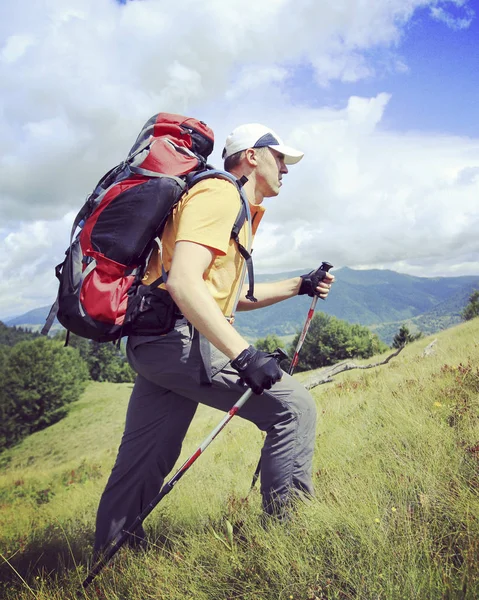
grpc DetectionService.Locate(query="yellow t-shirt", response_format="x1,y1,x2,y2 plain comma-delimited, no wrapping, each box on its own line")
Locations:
143,177,265,317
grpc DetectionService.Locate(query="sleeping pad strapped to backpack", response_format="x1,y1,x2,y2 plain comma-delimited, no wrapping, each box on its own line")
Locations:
42,113,254,343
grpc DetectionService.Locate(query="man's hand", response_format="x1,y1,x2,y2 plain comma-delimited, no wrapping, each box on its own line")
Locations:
299,266,335,299
231,345,283,395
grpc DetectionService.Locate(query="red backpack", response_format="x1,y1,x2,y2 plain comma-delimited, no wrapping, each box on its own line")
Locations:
42,113,254,342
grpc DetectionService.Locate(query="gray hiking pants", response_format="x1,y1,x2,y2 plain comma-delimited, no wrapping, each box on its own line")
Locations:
93,321,317,554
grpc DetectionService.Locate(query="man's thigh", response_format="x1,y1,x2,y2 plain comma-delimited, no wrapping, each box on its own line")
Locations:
127,327,314,431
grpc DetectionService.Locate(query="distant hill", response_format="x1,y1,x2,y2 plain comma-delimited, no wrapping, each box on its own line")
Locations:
3,306,62,336
234,267,479,342
4,306,57,330
3,268,479,345
369,279,479,343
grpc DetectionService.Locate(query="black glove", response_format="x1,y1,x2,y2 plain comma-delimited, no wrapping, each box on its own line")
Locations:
231,345,283,395
299,262,332,297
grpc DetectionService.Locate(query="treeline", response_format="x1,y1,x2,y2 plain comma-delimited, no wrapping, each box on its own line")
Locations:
0,322,41,346
254,313,426,372
0,323,135,383
255,312,390,372
0,323,135,451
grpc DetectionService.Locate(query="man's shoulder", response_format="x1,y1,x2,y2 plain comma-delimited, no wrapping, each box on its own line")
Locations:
184,174,241,204
189,174,238,192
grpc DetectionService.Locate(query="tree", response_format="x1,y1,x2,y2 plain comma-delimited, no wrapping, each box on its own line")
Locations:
53,330,92,363
290,312,388,372
255,334,284,353
392,324,422,349
88,341,136,383
0,337,89,450
0,345,10,374
53,332,135,383
255,333,290,370
461,290,479,321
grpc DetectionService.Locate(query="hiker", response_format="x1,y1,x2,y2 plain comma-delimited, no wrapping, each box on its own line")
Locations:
93,123,335,556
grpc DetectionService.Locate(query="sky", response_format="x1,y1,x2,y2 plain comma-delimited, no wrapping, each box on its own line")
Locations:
0,0,478,320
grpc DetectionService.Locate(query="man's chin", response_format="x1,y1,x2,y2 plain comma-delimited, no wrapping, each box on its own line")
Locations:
265,189,280,198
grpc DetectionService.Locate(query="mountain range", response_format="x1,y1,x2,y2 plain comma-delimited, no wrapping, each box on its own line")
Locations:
233,267,479,343
3,268,479,345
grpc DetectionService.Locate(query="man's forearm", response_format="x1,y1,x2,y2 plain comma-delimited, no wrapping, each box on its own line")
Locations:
166,277,250,360
237,277,301,311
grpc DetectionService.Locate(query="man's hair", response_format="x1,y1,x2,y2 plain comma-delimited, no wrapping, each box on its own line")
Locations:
224,146,269,172
224,150,243,172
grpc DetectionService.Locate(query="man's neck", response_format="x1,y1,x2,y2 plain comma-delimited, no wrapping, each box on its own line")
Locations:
228,168,263,205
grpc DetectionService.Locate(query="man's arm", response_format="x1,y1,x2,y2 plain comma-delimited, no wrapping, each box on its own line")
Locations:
165,240,250,360
237,273,334,311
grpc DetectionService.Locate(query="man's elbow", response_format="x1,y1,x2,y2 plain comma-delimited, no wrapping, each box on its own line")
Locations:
165,276,182,302
166,271,202,304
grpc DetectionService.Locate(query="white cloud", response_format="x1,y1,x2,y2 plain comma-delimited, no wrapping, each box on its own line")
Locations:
226,67,288,101
312,52,375,85
430,4,475,30
243,93,479,277
1,1,462,216
0,0,477,318
0,215,74,318
0,34,35,64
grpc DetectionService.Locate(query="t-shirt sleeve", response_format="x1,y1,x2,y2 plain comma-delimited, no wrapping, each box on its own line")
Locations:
175,179,241,255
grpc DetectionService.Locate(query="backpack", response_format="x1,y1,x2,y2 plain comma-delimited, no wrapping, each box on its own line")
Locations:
42,113,255,343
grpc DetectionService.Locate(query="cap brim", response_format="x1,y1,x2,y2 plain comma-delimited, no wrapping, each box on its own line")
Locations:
269,144,304,165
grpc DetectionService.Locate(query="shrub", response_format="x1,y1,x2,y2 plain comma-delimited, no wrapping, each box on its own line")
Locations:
461,289,479,321
392,324,422,348
0,337,89,450
254,334,284,353
290,312,388,371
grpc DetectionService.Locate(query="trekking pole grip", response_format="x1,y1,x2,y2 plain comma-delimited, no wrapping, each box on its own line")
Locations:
319,261,333,295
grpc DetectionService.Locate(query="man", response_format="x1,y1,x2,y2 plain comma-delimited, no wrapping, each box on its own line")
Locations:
93,123,335,555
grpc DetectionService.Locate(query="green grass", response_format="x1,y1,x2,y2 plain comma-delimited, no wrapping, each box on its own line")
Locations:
0,320,478,599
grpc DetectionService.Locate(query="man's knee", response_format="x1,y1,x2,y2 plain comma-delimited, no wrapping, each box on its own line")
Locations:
297,386,317,418
268,384,317,431
285,384,317,430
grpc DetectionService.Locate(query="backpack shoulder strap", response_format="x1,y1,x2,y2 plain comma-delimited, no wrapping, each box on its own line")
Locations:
186,170,257,304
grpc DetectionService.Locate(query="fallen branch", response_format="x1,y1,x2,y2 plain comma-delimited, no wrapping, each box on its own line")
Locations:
304,345,405,390
422,339,437,357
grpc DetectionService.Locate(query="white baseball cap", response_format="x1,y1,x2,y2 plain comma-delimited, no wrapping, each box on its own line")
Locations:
222,123,304,165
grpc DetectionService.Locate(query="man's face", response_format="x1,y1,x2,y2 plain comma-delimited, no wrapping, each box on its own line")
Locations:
255,147,288,198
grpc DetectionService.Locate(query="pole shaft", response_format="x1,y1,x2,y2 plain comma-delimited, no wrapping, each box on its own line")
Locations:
288,296,318,375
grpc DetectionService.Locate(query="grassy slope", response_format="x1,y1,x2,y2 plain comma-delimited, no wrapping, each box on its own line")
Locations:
0,320,478,599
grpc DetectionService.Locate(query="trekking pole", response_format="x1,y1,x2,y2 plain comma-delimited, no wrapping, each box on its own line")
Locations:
249,262,333,491
82,387,254,590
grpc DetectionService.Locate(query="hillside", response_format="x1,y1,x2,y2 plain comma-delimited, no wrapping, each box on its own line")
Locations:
4,268,479,344
0,319,478,599
3,305,61,334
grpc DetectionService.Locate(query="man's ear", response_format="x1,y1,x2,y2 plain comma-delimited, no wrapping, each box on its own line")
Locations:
243,148,258,167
